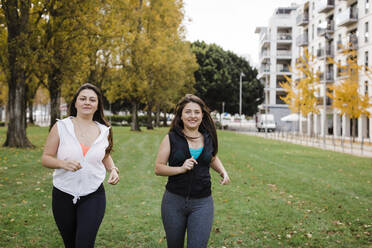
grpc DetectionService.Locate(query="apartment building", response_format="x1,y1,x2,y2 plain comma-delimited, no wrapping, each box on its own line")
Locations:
295,0,372,140
256,0,372,139
255,5,299,131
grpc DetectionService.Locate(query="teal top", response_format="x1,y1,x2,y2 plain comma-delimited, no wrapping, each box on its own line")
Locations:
189,147,204,160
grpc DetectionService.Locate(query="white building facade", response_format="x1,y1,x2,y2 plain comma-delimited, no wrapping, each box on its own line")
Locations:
296,0,372,140
255,5,299,131
256,0,372,140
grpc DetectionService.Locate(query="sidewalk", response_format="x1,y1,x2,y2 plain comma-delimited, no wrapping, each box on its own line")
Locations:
238,131,372,158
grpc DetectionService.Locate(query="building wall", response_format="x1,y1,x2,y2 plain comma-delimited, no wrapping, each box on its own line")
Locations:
256,5,298,131
295,0,372,140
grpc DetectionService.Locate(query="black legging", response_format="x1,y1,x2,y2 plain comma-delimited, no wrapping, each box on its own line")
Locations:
52,184,106,248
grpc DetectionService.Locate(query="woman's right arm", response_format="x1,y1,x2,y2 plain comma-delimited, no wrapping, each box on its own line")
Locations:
41,124,81,171
154,134,196,176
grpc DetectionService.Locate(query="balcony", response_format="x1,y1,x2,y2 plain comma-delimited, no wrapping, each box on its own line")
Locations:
317,46,334,59
335,7,358,27
260,65,270,74
277,33,292,43
319,69,334,83
296,14,309,26
318,0,335,13
336,34,358,52
296,33,309,47
317,21,334,37
348,34,358,50
276,50,292,58
295,57,308,66
277,64,291,74
337,67,348,78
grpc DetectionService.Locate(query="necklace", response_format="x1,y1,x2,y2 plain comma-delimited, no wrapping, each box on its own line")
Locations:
183,133,202,140
73,118,96,141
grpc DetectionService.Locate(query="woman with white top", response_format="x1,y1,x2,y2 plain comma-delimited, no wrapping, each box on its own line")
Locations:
41,83,119,248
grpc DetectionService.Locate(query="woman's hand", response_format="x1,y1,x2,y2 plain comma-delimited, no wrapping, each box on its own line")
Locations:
61,160,82,172
107,167,119,185
219,171,230,185
181,157,198,173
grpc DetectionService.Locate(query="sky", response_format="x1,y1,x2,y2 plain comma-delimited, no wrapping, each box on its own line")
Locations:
183,0,300,67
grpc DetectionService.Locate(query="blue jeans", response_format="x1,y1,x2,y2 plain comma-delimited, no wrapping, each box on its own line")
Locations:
161,190,214,248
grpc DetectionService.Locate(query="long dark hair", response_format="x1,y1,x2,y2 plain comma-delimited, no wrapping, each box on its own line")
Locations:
68,83,113,156
170,94,218,156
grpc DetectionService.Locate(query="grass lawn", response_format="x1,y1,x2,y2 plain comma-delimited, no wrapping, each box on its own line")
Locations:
0,126,371,247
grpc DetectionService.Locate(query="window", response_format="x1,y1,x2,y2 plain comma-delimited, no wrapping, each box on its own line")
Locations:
365,22,369,43
367,0,370,14
365,51,369,70
276,92,286,104
337,60,342,76
312,24,314,40
337,34,342,50
365,81,369,96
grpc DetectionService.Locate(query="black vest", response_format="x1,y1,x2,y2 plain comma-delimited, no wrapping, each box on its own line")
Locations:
166,128,214,198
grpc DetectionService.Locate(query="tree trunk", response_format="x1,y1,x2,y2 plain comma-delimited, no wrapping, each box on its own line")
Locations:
3,0,33,147
48,72,61,130
309,113,314,137
146,100,153,130
352,117,356,142
28,100,34,124
5,104,9,126
162,111,167,127
4,81,33,147
131,102,141,131
155,104,160,127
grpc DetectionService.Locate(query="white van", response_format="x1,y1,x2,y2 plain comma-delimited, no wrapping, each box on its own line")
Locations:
256,114,276,132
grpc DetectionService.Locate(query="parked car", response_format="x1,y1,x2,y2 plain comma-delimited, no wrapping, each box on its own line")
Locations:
256,114,276,132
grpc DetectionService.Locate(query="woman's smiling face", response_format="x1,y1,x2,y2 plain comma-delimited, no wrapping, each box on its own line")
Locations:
181,102,203,130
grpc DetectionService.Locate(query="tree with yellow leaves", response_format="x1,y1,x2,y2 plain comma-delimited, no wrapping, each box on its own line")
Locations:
280,48,320,135
105,0,197,131
327,47,372,140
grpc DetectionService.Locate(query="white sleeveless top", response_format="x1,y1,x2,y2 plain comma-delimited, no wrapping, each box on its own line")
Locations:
53,117,110,204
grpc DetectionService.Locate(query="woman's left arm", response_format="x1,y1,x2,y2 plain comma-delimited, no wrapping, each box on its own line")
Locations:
210,156,230,185
103,155,119,185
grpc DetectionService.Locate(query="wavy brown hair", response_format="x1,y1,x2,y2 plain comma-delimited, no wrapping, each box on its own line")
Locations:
170,94,218,156
68,83,113,156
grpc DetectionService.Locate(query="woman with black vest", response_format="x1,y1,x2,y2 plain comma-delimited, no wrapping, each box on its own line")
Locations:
155,94,230,248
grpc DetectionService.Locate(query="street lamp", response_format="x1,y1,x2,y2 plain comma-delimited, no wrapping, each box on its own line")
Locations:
239,72,245,117
265,64,270,136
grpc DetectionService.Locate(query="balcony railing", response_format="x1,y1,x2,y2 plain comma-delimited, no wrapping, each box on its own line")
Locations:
319,70,334,82
276,50,292,57
295,57,308,66
317,47,334,58
277,65,291,73
318,0,335,13
277,33,292,41
296,14,309,26
317,20,334,36
348,34,358,50
260,65,270,73
296,33,309,47
335,7,358,27
337,67,348,77
260,50,270,60
336,34,358,51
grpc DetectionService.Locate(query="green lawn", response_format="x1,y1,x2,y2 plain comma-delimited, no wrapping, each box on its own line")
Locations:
0,126,371,247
